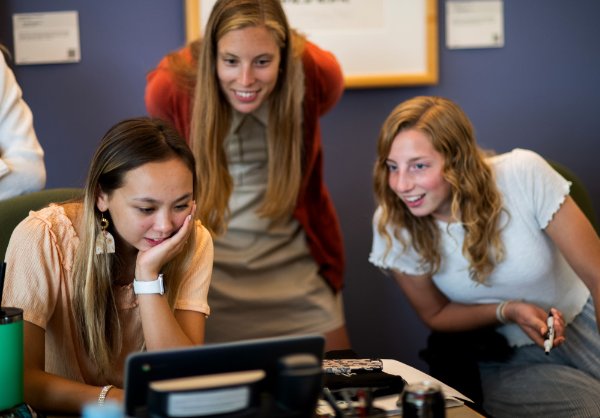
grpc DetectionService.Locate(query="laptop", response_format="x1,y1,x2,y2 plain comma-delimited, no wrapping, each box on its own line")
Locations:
123,334,325,418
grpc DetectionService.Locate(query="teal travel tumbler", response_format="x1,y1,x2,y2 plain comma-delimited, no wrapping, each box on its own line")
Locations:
0,307,24,411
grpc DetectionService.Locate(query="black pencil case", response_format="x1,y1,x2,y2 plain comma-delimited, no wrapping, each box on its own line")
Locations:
323,351,406,398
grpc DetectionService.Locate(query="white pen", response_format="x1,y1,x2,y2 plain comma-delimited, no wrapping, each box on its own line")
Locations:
544,311,555,355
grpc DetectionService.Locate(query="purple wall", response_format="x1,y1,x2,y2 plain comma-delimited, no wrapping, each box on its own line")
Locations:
2,0,599,370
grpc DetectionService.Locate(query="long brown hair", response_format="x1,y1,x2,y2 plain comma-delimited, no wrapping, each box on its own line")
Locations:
373,96,505,284
183,0,306,234
72,117,198,377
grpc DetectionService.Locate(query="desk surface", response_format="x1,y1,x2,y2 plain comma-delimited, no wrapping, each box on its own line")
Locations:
377,359,484,417
376,398,483,418
375,405,484,417
448,405,485,418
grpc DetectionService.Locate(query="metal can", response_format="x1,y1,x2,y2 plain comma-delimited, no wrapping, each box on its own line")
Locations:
401,381,445,418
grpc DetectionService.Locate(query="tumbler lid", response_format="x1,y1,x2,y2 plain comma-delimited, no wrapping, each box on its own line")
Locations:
0,307,23,324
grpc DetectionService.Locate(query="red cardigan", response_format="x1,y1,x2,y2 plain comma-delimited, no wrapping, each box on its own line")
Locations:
145,41,345,292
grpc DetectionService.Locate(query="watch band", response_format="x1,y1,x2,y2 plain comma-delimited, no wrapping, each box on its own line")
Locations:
133,274,164,295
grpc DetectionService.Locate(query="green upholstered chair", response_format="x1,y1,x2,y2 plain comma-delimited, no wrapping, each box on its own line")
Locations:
0,188,82,261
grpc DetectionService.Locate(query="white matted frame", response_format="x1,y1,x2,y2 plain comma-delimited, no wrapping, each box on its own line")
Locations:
184,0,438,89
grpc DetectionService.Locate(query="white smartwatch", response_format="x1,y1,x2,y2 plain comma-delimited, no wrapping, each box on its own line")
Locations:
133,274,164,295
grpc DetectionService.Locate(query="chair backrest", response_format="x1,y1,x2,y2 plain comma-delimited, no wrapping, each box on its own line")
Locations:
0,188,82,261
548,160,598,233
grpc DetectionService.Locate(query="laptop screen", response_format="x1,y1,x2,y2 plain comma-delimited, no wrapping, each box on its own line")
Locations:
123,334,325,417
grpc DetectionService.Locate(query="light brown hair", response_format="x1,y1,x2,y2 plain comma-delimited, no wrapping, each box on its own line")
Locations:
373,96,505,283
72,117,198,376
182,0,307,234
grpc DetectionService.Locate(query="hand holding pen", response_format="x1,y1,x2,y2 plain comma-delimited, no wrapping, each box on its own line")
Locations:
543,307,565,354
505,302,565,351
544,312,555,354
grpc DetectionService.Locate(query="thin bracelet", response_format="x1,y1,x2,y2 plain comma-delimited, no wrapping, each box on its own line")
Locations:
496,300,511,324
98,384,114,406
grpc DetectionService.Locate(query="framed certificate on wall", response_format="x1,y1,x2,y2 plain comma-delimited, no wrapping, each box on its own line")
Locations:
184,0,438,89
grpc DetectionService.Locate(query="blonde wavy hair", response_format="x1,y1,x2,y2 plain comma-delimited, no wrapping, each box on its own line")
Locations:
373,96,505,284
72,118,198,377
186,0,306,234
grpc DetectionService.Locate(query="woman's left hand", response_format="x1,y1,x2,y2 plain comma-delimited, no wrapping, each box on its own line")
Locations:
135,203,196,280
507,302,565,348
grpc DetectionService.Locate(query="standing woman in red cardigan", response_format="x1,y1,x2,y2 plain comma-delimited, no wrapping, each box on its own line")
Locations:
145,0,349,350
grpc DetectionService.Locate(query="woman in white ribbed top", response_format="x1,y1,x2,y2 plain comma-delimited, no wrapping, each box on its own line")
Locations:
370,96,600,417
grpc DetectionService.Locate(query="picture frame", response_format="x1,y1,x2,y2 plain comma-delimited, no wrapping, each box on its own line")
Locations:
184,0,438,89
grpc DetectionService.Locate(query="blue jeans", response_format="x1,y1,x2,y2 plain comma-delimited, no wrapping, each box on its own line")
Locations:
479,297,600,418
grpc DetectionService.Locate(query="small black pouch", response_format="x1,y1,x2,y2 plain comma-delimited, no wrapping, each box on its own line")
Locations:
323,350,406,398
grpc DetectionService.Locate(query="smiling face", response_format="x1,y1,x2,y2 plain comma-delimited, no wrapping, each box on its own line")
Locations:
216,25,281,114
96,158,194,255
386,128,453,222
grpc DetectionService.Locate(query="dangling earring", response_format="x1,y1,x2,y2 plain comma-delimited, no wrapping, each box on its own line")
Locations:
95,212,116,254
